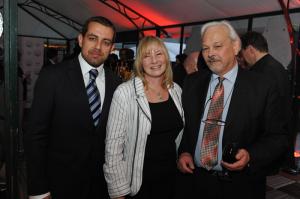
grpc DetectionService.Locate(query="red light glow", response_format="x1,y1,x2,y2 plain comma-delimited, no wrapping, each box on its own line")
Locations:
294,151,300,158
143,30,157,37
120,1,179,27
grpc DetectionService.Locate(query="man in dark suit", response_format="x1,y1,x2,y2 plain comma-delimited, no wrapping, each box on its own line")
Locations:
25,16,121,199
240,31,294,173
177,21,288,199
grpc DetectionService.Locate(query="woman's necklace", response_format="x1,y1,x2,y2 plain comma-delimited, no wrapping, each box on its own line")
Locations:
147,85,164,101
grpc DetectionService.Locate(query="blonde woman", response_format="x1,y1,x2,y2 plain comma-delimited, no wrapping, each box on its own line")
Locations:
104,36,184,199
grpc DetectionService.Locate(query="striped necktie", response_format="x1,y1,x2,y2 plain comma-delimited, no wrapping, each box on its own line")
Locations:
200,77,224,170
86,69,101,126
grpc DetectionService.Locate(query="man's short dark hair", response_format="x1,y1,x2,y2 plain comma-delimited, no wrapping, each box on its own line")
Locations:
240,31,268,52
81,16,116,42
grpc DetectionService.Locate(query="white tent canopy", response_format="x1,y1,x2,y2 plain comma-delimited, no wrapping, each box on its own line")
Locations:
1,0,300,66
1,0,299,40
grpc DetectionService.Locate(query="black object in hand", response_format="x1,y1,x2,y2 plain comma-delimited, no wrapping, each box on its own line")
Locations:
222,143,239,163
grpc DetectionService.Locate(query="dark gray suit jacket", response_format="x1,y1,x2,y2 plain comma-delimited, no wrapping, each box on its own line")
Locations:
25,58,121,198
251,54,292,172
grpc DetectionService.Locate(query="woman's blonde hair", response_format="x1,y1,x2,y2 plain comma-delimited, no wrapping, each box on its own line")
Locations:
134,36,173,89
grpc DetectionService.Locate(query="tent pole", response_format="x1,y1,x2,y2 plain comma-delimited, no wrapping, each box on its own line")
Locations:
3,0,19,198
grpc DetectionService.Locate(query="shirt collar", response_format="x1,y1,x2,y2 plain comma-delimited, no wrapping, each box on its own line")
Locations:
78,53,104,76
212,63,238,84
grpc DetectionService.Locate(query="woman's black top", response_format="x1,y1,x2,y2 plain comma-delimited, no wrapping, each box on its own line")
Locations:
132,96,183,199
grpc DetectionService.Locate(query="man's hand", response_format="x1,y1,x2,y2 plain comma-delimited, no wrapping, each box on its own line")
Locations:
41,195,51,199
177,152,195,173
37,195,50,199
29,193,51,199
221,148,250,171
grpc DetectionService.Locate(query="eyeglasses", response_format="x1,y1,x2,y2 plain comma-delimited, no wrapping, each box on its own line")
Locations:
202,118,226,126
201,97,226,126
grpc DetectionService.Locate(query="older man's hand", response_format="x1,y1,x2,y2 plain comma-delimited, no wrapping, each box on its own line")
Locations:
221,149,250,171
177,152,195,174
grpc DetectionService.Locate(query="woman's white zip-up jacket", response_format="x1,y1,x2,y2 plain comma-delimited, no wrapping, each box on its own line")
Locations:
103,77,184,198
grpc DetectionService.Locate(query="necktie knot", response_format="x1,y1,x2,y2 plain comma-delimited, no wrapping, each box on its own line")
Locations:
216,77,225,89
89,69,98,81
218,76,225,83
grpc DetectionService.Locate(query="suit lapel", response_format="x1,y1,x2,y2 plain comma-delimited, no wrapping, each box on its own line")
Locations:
193,72,210,130
66,58,94,128
223,68,247,145
98,68,114,125
188,71,211,149
67,59,87,97
134,77,151,122
169,87,184,120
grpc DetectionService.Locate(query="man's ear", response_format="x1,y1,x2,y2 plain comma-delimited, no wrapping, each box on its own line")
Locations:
233,39,241,56
78,34,83,48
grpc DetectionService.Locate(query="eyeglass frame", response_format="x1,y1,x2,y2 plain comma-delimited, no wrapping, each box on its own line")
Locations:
202,118,226,126
201,97,226,126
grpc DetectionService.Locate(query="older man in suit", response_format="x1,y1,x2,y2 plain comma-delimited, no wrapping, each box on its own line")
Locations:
25,16,121,199
177,20,288,199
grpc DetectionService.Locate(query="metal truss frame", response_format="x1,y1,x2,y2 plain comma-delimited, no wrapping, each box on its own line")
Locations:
18,0,82,38
99,0,170,38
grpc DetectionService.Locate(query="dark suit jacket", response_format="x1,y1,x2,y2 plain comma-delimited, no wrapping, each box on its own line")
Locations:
178,67,288,197
172,63,187,88
250,54,293,171
251,54,291,116
25,58,121,198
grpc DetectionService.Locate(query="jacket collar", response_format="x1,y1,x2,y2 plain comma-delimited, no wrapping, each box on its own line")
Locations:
133,77,152,122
